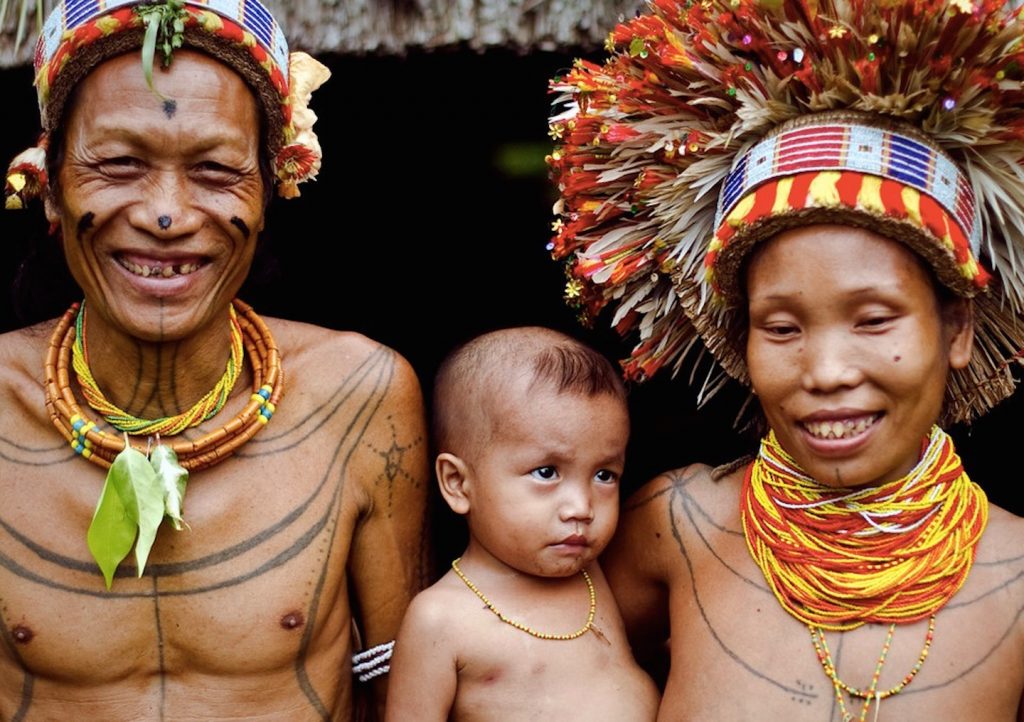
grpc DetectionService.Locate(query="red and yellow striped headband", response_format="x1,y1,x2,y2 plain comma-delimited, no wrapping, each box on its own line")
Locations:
705,116,990,305
5,0,329,207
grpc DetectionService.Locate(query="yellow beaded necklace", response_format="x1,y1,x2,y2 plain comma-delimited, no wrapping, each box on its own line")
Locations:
71,301,245,436
450,557,596,640
810,616,935,722
743,427,987,721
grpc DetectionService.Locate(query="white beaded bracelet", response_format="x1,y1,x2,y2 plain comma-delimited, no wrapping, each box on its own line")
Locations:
352,640,395,682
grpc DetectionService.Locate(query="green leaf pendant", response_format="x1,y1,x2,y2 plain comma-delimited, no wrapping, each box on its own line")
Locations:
87,435,190,589
86,462,136,589
151,444,189,531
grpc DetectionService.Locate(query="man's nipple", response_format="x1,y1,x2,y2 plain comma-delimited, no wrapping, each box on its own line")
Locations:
280,611,305,631
11,625,34,644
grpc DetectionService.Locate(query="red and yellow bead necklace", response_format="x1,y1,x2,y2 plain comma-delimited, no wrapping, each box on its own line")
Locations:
742,427,987,720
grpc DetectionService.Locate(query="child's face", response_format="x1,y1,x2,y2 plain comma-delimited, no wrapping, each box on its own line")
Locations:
745,223,971,488
461,382,628,577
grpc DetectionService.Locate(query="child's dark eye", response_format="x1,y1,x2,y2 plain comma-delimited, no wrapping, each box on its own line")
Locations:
594,469,619,484
530,466,558,481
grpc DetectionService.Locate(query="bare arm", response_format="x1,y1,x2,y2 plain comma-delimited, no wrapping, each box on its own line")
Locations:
384,592,458,722
602,473,681,679
348,352,432,717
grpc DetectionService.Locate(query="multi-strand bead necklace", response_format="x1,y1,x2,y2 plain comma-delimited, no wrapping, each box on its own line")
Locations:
45,298,283,471
742,427,987,721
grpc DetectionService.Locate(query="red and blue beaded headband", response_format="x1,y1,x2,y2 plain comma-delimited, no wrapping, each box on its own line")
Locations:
35,0,290,141
546,0,1024,423
706,116,990,304
36,0,289,90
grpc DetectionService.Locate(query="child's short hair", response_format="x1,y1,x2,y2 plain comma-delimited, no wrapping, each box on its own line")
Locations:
433,327,625,455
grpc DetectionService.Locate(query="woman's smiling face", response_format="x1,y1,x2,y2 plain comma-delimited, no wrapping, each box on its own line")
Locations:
745,224,973,488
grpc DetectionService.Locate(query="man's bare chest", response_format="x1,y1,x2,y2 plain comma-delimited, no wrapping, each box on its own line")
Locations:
0,443,358,683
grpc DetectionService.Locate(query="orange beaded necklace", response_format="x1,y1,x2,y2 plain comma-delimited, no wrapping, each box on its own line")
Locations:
45,298,284,472
741,426,987,719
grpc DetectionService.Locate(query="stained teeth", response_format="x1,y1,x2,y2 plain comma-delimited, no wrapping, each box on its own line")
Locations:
804,416,878,440
121,259,201,278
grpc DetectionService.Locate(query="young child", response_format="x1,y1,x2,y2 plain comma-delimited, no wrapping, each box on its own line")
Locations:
385,326,659,721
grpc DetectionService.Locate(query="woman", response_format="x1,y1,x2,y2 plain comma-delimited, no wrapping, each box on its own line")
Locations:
547,1,1024,719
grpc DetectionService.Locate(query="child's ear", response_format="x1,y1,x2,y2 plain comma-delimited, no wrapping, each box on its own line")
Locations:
436,452,472,515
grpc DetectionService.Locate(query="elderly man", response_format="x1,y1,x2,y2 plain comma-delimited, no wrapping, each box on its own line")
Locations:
0,1,428,719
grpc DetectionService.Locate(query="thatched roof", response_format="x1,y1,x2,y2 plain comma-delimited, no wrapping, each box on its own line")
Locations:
0,0,642,67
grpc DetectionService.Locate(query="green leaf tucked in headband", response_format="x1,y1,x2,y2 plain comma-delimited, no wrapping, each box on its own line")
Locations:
135,0,187,95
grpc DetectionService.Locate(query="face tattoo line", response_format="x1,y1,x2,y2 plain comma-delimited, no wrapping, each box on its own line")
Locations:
230,216,250,238
76,212,94,243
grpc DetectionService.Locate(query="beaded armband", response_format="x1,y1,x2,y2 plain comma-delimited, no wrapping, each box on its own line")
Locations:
352,640,394,682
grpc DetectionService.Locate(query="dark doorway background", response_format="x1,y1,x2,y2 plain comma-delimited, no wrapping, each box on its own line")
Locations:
2,49,1020,569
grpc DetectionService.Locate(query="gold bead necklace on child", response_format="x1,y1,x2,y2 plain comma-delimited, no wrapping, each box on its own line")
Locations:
450,557,596,640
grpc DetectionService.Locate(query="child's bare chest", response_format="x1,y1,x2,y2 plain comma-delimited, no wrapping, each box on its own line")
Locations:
452,609,658,721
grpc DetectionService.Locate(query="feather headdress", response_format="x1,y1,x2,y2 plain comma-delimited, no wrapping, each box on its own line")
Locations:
547,0,1024,423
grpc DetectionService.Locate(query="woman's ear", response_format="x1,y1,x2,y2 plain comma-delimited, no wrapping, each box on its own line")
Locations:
436,452,472,516
944,298,974,370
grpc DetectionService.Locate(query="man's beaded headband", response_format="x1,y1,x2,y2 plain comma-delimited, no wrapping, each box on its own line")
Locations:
36,0,290,85
6,0,329,207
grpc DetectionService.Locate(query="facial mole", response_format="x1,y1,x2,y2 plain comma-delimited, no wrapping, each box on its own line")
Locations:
162,99,177,119
280,611,305,630
76,211,95,242
230,216,251,238
11,625,33,644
